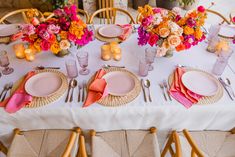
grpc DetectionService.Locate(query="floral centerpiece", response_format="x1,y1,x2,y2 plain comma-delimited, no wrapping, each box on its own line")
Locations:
137,5,207,57
20,5,93,57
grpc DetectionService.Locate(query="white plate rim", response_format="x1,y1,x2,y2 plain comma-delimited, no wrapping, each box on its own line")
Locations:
219,25,235,37
25,72,63,97
98,25,124,38
181,71,219,96
102,71,136,96
0,25,20,37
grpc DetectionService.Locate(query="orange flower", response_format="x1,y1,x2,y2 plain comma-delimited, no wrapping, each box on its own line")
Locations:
184,26,194,35
188,11,197,18
194,28,203,40
176,43,186,51
177,18,186,26
158,27,170,38
33,39,42,52
138,5,153,17
50,41,61,54
60,31,68,40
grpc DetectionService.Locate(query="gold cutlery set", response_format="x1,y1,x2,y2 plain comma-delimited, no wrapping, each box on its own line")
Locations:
65,79,87,103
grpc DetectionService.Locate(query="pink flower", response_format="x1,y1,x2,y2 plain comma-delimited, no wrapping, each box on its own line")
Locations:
40,40,51,51
175,15,181,22
21,24,35,35
68,33,77,41
232,39,235,44
64,6,71,15
142,16,153,27
36,24,47,34
148,34,159,46
47,24,60,34
53,9,63,16
197,6,205,13
70,5,77,15
39,30,51,40
233,16,235,23
153,8,161,14
184,42,191,49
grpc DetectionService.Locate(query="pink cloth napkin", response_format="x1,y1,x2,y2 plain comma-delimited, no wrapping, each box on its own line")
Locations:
0,71,35,113
83,69,108,107
170,67,203,108
117,24,133,41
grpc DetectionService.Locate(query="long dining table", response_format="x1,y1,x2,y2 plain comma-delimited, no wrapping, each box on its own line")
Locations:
0,24,235,147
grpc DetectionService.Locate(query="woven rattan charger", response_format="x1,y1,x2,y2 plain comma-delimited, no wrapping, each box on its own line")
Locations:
11,69,68,108
88,67,141,107
168,68,223,105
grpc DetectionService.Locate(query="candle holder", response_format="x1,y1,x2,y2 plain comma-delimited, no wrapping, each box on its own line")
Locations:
101,42,122,61
13,43,25,59
24,48,35,61
101,44,111,61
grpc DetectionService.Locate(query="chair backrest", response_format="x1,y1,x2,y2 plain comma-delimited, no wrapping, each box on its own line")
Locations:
7,128,80,157
0,9,44,24
89,7,135,24
45,9,89,24
0,141,8,155
90,127,160,157
206,9,230,25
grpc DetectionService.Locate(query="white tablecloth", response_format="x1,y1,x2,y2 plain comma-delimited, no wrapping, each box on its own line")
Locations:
0,25,235,146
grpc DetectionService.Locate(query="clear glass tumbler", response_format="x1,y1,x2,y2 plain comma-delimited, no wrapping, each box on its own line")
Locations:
212,49,233,75
65,59,78,78
0,51,14,75
145,47,156,71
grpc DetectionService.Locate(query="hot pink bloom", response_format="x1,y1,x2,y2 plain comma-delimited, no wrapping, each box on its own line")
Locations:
64,6,71,15
67,33,77,41
47,24,60,34
148,34,159,46
184,42,191,49
53,9,63,16
233,16,235,23
153,8,161,14
197,6,205,13
70,5,77,15
232,39,235,44
21,24,35,35
39,30,51,40
40,40,51,51
142,16,153,27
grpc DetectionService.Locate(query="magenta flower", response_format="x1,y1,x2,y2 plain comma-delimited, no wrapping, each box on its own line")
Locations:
141,16,153,27
138,27,150,46
153,8,161,14
68,33,77,42
197,6,205,13
187,18,196,27
40,40,51,51
233,16,235,23
148,34,159,46
70,5,77,15
47,24,60,34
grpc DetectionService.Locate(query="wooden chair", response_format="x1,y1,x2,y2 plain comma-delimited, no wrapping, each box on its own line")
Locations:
0,127,86,157
0,9,44,24
89,7,135,24
174,128,235,157
206,9,231,25
90,127,161,157
45,9,89,24
161,131,182,157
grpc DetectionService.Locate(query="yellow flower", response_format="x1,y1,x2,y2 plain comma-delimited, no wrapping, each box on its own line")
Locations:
29,34,38,41
184,26,194,35
59,40,71,50
158,27,170,38
138,5,153,17
50,42,61,54
194,28,203,40
177,18,186,26
167,35,181,47
60,31,68,40
34,39,42,52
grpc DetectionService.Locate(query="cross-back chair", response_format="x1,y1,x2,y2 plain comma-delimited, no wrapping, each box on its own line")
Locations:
0,9,44,24
89,7,135,24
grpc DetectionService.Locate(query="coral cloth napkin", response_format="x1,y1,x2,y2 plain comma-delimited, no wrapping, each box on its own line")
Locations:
117,24,133,41
0,71,35,113
170,67,203,108
83,69,108,107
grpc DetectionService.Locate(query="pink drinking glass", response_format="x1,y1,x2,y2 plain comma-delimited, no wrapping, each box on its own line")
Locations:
0,51,14,75
65,59,78,78
139,58,149,77
76,51,90,75
145,47,156,71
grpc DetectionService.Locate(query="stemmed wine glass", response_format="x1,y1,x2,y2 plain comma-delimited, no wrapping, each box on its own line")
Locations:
145,47,157,71
0,51,14,75
76,51,90,75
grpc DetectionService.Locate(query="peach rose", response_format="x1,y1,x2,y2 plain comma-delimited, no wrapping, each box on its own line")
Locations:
156,47,167,57
158,27,170,38
167,35,181,47
59,40,71,50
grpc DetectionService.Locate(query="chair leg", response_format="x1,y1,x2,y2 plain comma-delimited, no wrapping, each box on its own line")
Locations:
77,135,87,157
0,141,8,155
161,132,174,157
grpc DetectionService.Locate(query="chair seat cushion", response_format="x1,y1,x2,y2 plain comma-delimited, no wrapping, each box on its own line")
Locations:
179,131,235,157
92,130,161,157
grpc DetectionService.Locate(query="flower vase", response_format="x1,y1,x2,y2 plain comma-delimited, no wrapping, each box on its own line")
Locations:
164,50,174,58
55,49,70,57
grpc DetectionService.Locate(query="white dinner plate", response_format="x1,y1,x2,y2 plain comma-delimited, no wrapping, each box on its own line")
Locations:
98,25,124,38
0,25,20,37
25,72,62,97
181,71,219,96
102,71,135,96
219,25,235,37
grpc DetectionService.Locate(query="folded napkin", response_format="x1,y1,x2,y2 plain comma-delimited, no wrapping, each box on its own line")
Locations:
170,68,203,108
0,71,35,113
83,69,108,107
117,24,133,41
